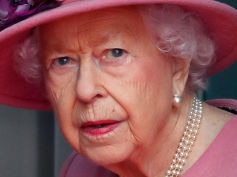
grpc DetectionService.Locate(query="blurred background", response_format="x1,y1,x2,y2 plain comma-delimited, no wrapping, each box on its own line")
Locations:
0,0,237,177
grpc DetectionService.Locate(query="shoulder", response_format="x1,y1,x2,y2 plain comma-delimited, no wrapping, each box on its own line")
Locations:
201,98,237,157
183,99,237,177
184,115,237,177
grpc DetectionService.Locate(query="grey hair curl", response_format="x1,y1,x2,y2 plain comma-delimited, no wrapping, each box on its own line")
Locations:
14,32,42,84
14,4,215,90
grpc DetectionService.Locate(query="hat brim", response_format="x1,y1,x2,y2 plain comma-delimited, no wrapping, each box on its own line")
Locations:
0,0,237,110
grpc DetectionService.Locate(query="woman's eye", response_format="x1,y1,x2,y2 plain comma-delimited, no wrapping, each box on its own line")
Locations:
103,48,128,62
108,48,124,58
52,56,73,67
48,56,78,74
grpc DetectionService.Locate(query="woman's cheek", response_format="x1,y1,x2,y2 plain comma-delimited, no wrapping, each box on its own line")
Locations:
45,73,77,112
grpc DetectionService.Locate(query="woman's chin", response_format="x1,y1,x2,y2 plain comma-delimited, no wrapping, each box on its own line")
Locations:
76,121,134,164
80,143,135,166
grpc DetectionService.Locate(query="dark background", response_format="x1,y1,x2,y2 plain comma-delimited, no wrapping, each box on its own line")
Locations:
0,1,236,177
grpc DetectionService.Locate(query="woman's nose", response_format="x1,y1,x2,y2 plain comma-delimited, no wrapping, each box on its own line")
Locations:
76,61,106,103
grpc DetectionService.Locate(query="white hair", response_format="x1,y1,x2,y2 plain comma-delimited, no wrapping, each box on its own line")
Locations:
14,34,42,84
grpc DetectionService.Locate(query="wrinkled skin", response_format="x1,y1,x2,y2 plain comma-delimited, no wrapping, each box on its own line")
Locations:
38,6,190,177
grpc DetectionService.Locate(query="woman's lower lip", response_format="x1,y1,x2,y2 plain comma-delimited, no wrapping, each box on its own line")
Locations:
80,120,120,136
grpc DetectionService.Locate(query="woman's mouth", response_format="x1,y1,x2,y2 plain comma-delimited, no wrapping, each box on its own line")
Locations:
80,120,121,136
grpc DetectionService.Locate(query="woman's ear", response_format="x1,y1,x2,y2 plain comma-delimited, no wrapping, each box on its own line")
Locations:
171,57,190,97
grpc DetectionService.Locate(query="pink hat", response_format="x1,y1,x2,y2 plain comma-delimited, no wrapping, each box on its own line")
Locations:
0,0,237,110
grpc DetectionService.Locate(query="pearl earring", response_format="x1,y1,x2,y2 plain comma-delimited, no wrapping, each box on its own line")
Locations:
173,94,182,103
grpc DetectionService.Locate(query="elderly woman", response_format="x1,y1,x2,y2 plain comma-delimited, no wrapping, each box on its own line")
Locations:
0,0,237,177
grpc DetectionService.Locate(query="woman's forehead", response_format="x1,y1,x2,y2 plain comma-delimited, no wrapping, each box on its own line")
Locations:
39,6,142,31
38,6,149,50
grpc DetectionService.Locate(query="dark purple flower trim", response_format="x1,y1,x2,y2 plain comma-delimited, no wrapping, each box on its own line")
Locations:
0,0,60,31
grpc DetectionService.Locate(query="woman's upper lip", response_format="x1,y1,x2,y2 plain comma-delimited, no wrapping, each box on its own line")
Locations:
80,120,121,128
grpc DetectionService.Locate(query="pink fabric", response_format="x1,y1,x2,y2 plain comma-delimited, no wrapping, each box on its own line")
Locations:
206,99,237,111
59,152,117,177
183,115,237,177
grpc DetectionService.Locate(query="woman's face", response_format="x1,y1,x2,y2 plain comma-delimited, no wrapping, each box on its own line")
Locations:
39,7,179,165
